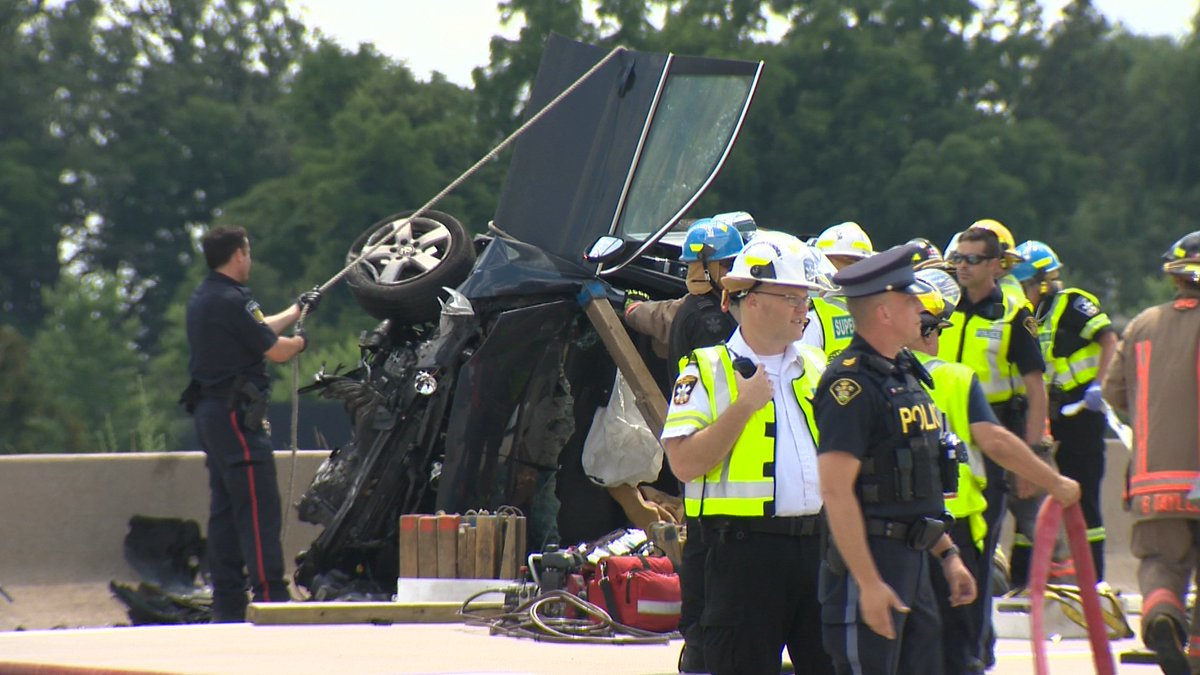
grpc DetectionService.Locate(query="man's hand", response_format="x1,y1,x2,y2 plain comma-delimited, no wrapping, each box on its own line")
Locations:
1050,475,1082,506
623,289,650,316
733,365,773,413
293,326,308,353
859,579,909,639
941,555,977,607
296,287,322,314
1083,383,1105,412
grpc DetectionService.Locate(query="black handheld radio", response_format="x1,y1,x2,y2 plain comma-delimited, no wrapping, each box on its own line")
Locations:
732,356,757,379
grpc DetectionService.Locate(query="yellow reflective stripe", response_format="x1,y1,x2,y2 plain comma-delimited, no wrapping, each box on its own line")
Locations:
688,482,774,500
1013,532,1033,547
1087,526,1106,543
663,412,712,434
1080,314,1111,340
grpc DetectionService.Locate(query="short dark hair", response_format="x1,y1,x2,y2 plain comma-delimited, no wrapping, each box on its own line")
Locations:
959,228,1002,258
201,226,248,269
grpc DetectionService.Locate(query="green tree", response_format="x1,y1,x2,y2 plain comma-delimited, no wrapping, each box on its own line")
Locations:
53,0,309,346
475,0,598,141
0,0,86,331
28,269,155,452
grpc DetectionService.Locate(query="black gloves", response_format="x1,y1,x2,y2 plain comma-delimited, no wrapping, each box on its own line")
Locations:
293,326,308,352
296,287,322,314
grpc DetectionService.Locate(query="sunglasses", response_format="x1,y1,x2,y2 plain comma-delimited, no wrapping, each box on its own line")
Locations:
948,252,996,266
920,323,945,338
752,291,815,311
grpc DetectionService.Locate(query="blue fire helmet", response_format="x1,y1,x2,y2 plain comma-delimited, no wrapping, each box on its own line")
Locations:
680,217,746,262
1011,240,1062,283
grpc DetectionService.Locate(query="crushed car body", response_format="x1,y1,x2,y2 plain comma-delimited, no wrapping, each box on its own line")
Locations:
295,33,763,599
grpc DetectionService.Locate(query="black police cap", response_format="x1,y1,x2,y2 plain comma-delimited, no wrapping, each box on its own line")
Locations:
832,243,926,298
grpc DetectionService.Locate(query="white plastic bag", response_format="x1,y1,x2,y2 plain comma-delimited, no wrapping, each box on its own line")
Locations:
581,370,664,486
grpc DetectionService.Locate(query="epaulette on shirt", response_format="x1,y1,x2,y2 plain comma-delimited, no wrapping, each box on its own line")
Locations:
828,353,860,372
829,351,892,377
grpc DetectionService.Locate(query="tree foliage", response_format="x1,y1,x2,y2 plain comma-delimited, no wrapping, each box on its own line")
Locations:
4,0,1200,452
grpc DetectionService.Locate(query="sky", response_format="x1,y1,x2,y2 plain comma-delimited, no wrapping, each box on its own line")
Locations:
292,0,1199,86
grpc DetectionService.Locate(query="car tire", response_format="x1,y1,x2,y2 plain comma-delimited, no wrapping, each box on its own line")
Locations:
345,209,475,323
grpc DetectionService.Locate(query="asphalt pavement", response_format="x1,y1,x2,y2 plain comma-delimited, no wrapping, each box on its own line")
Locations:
0,622,1163,675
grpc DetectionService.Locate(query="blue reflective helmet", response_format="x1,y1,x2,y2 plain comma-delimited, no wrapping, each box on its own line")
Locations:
680,217,746,262
1011,240,1062,283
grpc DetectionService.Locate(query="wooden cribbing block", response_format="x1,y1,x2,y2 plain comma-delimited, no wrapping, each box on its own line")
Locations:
436,514,460,579
514,515,527,575
399,514,420,579
417,515,438,578
499,515,524,580
456,523,475,579
474,514,496,579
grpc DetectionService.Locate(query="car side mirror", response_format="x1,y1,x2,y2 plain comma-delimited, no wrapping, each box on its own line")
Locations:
583,236,627,264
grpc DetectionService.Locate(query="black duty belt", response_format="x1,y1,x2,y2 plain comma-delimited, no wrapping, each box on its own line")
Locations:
866,516,947,551
866,518,912,541
703,515,823,537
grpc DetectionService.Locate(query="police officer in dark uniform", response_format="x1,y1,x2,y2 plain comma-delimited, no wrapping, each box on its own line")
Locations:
183,225,318,622
816,244,976,674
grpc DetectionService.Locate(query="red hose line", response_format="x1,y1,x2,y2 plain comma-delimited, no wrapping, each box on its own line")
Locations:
1029,500,1115,675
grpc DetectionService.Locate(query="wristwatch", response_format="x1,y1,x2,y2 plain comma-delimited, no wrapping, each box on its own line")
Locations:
939,544,960,561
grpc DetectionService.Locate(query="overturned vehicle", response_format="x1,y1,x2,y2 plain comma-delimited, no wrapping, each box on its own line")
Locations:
293,35,763,598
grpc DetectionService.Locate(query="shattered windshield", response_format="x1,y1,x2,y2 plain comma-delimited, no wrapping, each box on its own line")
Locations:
614,69,757,241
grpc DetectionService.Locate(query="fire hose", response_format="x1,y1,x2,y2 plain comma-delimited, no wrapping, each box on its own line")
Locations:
1029,499,1115,674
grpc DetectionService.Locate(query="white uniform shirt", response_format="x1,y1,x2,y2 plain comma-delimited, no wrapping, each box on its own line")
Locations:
800,308,824,350
662,328,822,516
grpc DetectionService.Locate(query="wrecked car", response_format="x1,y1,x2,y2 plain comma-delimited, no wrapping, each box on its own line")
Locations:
294,34,763,598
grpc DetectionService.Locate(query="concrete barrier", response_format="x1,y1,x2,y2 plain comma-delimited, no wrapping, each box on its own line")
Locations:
0,451,328,586
0,440,1141,587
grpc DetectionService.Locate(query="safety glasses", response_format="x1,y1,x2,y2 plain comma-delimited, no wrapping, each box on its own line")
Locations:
752,291,815,311
920,323,945,338
948,252,996,266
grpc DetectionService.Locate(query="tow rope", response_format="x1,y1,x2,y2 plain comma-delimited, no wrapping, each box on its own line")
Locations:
279,47,628,577
1029,500,1115,674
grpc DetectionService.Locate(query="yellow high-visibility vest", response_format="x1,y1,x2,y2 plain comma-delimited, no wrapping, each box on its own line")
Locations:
1040,288,1111,392
812,295,854,362
938,289,1026,404
673,344,824,518
916,353,988,546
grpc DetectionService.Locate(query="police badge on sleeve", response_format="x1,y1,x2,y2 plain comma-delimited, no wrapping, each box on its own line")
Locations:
673,375,699,405
830,378,862,406
246,299,267,323
1073,296,1099,317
